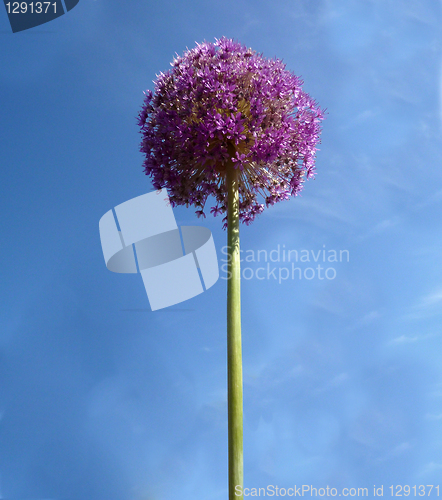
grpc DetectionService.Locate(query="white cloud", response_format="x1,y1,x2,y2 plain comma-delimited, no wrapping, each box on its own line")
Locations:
418,461,442,477
389,334,424,344
377,441,413,462
420,289,442,308
340,108,380,130
265,193,356,228
401,288,442,320
440,59,442,126
358,216,401,241
395,335,418,343
425,413,442,420
314,372,349,393
360,310,381,324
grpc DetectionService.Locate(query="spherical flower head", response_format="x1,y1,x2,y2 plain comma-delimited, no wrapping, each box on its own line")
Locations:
138,37,325,226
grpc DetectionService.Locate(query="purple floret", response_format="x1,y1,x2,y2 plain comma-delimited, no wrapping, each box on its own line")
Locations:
138,37,325,225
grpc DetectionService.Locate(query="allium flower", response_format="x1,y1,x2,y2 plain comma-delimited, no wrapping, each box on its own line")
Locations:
138,37,325,226
138,38,325,500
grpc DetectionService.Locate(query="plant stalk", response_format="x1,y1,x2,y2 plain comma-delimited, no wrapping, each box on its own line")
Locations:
226,162,243,500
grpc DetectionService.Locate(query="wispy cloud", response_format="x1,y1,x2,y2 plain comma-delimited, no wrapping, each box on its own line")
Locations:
400,288,442,320
440,60,442,127
314,372,349,394
358,216,402,241
266,193,356,230
377,441,413,462
418,461,442,477
358,310,381,325
418,289,442,308
425,412,442,420
414,188,442,211
340,108,381,130
388,334,433,345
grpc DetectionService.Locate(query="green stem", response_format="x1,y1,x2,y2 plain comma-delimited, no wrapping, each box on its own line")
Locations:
227,163,243,500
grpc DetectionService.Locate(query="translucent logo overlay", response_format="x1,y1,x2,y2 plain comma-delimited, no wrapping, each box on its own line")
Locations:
99,190,219,311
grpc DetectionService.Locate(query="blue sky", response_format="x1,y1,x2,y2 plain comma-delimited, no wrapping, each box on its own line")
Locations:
1,0,442,498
